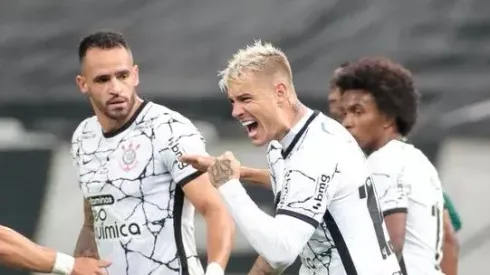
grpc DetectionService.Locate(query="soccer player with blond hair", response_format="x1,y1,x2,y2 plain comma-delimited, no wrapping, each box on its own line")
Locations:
181,40,401,275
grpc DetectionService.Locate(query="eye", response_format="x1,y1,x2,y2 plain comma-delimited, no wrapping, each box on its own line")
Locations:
117,72,130,79
94,76,110,83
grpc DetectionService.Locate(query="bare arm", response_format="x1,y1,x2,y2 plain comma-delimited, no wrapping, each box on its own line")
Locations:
74,199,99,258
441,210,459,275
182,172,234,272
0,225,57,273
240,167,271,189
383,212,407,260
179,154,271,189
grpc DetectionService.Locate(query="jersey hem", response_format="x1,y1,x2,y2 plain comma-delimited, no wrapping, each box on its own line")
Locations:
276,209,319,228
177,171,204,187
383,207,408,217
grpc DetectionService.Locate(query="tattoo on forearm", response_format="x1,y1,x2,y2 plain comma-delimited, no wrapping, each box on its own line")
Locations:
209,159,233,187
84,200,94,225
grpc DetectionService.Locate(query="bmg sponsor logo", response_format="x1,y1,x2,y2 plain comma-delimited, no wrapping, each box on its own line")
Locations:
312,174,330,210
168,138,189,170
93,208,142,240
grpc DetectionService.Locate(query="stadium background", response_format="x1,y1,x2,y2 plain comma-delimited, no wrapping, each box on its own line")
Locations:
0,1,489,274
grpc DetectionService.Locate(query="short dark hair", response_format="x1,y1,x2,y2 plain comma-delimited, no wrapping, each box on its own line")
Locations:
335,57,419,136
338,61,350,69
78,31,129,62
329,61,351,89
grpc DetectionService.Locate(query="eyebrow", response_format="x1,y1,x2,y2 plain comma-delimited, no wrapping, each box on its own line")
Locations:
93,69,130,82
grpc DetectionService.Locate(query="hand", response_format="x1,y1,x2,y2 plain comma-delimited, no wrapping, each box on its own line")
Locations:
70,258,110,275
180,154,216,172
207,151,241,188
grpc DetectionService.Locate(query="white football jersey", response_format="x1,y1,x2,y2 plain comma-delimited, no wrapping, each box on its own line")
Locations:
367,139,444,275
267,109,401,275
71,101,206,275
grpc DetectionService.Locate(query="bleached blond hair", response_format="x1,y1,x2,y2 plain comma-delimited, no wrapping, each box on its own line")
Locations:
218,40,293,92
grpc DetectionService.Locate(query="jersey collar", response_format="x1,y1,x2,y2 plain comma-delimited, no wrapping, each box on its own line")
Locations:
280,108,319,158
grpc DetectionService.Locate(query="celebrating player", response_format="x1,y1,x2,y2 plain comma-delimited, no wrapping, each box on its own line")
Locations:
327,62,350,121
337,57,445,275
0,225,109,274
182,41,401,274
71,31,234,275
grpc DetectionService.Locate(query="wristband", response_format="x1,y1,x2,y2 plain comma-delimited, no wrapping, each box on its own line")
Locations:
52,252,75,275
205,262,224,275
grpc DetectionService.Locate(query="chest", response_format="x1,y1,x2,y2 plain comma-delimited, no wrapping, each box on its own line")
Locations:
76,134,167,196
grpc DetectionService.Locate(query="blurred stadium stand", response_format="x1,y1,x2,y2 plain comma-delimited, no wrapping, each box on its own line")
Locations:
0,1,488,274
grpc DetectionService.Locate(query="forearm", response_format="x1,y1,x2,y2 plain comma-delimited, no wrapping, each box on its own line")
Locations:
204,209,234,269
441,240,459,275
0,225,56,273
219,179,311,270
248,256,280,275
240,167,271,188
74,226,99,258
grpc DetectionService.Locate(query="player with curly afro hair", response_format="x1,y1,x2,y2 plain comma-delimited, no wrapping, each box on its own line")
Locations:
335,56,419,153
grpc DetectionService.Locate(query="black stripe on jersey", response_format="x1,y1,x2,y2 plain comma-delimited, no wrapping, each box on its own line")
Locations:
324,210,358,275
103,100,149,138
282,110,320,159
274,191,281,209
383,207,408,217
399,256,408,275
173,185,189,275
276,209,319,228
177,171,204,187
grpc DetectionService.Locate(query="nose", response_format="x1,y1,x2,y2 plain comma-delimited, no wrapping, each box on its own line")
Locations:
109,77,123,95
342,113,353,129
231,103,245,119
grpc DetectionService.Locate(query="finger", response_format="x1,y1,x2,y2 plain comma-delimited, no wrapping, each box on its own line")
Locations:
179,154,199,163
223,151,234,159
97,259,111,267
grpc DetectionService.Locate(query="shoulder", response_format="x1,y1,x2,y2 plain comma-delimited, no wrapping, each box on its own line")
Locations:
71,116,99,144
368,140,408,172
146,102,200,136
71,116,99,159
294,115,361,162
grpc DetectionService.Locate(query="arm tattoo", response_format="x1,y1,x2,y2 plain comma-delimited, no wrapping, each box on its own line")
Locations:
209,159,233,187
84,199,94,225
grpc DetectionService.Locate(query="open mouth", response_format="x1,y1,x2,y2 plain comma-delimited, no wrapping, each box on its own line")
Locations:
241,120,259,136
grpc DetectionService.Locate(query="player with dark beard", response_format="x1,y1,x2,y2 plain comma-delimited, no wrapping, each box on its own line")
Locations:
71,31,234,275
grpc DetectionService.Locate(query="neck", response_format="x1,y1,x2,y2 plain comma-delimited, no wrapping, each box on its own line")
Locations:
275,101,307,141
96,97,143,134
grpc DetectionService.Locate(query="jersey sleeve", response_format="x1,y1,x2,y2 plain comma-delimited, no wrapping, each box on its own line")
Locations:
370,168,409,216
275,147,341,228
157,118,208,186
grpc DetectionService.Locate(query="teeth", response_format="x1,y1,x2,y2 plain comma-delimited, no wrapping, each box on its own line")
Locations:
241,121,256,126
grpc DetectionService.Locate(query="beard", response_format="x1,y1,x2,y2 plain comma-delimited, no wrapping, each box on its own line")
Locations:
91,94,136,121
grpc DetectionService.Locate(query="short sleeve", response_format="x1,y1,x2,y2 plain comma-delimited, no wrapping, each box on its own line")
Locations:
371,169,409,216
275,149,340,228
158,119,208,186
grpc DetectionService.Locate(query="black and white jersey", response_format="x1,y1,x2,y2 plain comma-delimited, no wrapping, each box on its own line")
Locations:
267,109,401,275
71,101,206,275
368,140,445,275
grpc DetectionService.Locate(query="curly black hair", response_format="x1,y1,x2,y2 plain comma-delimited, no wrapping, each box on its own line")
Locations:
78,30,129,62
335,57,419,136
